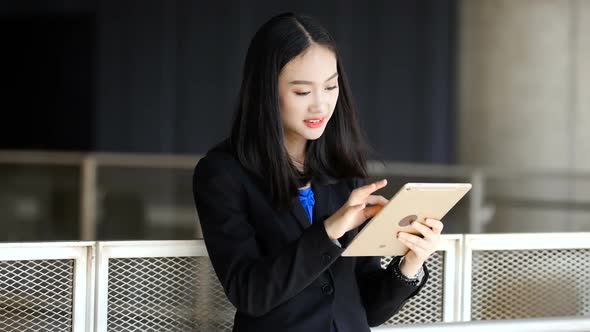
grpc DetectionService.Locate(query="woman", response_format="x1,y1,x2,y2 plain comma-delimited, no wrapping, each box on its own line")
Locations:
193,12,443,332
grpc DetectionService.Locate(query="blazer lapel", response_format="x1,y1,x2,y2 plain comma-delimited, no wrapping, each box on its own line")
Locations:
290,178,346,234
313,181,355,247
290,199,312,230
290,181,335,231
287,178,356,245
311,182,334,226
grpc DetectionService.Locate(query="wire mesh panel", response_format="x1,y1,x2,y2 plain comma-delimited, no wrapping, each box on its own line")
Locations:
193,257,235,331
470,249,590,320
107,256,235,332
0,259,74,332
381,252,445,325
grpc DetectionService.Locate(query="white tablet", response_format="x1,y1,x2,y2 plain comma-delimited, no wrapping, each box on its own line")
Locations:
341,183,472,257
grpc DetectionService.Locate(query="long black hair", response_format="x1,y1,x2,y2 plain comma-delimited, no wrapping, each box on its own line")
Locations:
230,12,369,210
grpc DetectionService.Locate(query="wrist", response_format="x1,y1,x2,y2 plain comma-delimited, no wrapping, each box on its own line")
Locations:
392,256,423,286
400,256,423,278
323,220,340,241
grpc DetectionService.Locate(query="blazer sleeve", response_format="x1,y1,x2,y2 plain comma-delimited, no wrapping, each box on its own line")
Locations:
350,177,430,327
193,154,344,317
356,255,429,326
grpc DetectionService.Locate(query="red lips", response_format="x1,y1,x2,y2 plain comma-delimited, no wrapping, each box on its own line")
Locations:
303,118,325,128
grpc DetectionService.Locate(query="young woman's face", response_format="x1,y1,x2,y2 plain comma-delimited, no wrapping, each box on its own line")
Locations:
278,44,339,147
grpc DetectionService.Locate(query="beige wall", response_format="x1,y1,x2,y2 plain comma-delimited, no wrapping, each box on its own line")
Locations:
458,0,590,232
573,0,590,230
575,0,590,170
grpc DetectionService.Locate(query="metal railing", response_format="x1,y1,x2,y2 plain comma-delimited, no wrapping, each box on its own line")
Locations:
94,240,211,332
3,150,590,242
0,151,200,241
462,233,590,321
0,242,94,332
1,233,590,331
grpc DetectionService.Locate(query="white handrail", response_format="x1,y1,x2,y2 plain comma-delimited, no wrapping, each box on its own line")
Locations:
373,316,590,332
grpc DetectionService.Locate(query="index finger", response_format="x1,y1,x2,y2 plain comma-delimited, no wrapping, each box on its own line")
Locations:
354,179,388,197
425,218,444,233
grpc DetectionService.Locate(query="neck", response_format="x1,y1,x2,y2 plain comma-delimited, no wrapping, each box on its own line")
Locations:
284,135,307,170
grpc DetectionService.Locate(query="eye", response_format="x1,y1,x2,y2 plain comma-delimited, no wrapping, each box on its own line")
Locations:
295,91,311,96
326,85,338,91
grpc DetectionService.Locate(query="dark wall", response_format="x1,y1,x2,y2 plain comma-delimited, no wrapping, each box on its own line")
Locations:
1,0,456,163
0,14,95,151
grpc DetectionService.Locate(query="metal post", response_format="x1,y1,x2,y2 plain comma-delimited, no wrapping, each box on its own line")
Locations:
469,170,485,233
80,156,97,241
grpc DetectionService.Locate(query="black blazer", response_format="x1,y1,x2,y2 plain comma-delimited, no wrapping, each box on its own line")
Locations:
193,139,428,332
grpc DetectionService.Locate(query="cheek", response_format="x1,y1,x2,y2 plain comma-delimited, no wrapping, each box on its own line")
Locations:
280,95,304,121
278,86,294,109
329,90,339,111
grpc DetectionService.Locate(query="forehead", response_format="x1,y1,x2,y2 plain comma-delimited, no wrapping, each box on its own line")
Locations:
279,44,337,81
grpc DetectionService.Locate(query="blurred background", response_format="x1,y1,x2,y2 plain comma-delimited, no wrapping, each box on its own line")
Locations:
0,0,589,242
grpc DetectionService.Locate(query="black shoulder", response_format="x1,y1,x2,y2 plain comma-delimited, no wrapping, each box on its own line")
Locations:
346,176,367,191
194,138,241,181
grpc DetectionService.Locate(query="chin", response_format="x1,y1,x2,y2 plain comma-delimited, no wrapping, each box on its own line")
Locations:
305,130,326,141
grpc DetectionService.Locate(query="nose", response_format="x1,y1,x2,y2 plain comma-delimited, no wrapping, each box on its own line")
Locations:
309,103,323,114
309,91,325,113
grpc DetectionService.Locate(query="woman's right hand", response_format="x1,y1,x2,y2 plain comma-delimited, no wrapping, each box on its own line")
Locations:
324,179,389,240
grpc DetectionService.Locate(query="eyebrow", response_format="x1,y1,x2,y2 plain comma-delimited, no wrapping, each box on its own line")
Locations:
288,72,339,85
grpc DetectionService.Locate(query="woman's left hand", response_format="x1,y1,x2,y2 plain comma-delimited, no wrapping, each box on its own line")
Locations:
396,218,443,277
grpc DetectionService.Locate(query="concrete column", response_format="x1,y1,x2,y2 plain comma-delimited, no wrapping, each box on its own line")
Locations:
573,0,590,229
458,0,590,232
